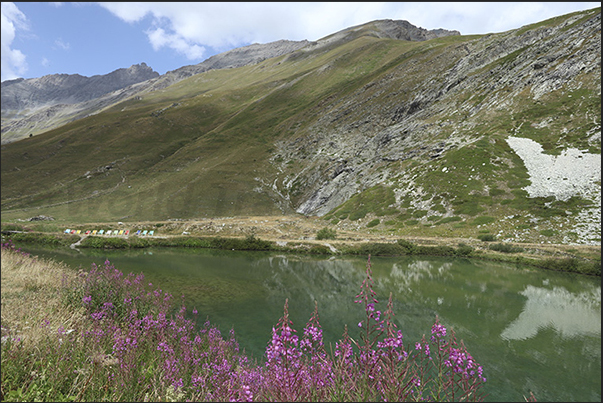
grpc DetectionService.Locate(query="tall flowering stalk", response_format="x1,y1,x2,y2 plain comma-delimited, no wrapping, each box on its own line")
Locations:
263,298,305,401
299,301,333,401
375,293,412,401
353,254,385,400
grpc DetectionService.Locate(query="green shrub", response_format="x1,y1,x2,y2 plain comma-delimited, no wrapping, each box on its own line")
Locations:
456,243,475,256
397,239,418,254
489,188,506,197
415,245,457,256
308,244,332,254
357,243,405,256
488,243,524,253
412,210,428,218
436,216,462,225
81,236,129,249
349,209,368,221
366,219,380,228
7,232,76,247
539,229,557,237
477,234,497,242
210,235,272,250
539,257,601,276
316,227,337,240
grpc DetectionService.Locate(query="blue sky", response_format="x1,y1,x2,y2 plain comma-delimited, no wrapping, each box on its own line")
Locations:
2,2,600,82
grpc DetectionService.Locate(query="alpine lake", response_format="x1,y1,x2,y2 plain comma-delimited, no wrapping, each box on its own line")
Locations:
14,242,601,402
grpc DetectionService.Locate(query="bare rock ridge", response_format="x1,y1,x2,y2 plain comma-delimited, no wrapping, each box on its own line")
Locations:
333,19,460,41
1,63,159,112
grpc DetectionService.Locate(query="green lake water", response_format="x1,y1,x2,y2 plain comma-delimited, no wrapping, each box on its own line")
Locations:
14,244,601,402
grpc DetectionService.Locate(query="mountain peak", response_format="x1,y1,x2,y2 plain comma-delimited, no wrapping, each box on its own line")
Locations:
1,63,159,112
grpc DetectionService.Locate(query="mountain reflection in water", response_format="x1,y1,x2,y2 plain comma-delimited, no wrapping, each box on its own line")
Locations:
501,285,601,341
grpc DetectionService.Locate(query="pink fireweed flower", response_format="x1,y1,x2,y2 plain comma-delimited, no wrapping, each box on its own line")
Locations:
431,321,447,342
374,310,381,321
157,341,174,354
82,295,92,304
377,329,404,350
91,311,104,321
335,340,353,360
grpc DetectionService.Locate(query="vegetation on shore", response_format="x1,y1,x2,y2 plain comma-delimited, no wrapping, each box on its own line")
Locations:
2,241,496,402
2,227,600,276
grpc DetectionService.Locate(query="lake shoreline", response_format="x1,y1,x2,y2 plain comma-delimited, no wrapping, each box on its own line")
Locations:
3,229,600,276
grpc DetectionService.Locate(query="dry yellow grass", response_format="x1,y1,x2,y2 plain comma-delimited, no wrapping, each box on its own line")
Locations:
1,248,86,348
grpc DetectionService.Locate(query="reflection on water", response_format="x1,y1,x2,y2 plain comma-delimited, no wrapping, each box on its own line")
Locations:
388,260,453,292
501,285,601,341
11,244,602,402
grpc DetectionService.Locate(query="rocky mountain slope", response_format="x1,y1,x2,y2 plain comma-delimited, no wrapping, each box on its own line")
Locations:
1,9,600,245
1,40,314,144
1,21,458,144
1,63,159,143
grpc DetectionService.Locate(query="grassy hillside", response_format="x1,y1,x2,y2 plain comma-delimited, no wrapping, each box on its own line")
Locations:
1,8,600,245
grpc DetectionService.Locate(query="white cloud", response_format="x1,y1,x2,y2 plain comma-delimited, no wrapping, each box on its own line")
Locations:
98,2,155,23
379,2,601,35
53,38,70,51
146,27,205,60
1,2,28,81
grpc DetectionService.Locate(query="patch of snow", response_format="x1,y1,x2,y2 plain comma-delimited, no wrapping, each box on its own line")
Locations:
506,136,601,245
506,136,600,201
